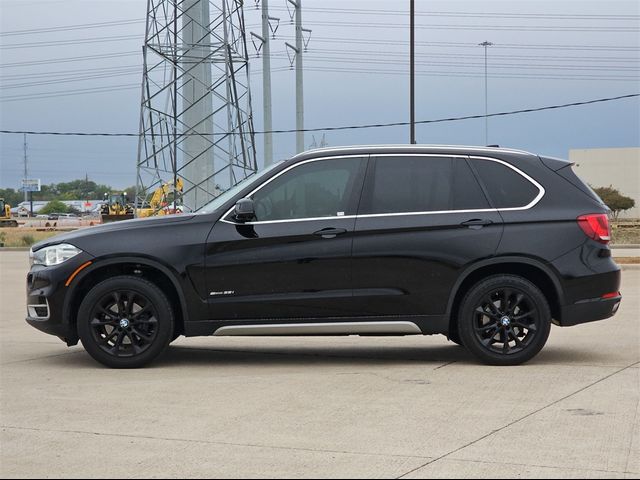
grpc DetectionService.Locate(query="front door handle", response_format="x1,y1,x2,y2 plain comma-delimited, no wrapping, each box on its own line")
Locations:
314,227,347,239
461,219,493,230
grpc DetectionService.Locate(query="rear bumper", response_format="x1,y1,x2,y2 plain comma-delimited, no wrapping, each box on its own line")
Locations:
557,294,622,327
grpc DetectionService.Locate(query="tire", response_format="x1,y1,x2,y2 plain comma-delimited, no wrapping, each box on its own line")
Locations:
77,276,174,368
448,329,464,347
457,275,551,366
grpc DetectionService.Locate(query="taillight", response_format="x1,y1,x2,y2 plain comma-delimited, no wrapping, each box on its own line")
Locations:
577,213,611,244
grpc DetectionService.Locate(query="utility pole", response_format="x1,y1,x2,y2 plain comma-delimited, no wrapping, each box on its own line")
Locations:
410,0,416,144
295,0,303,154
261,0,274,166
479,40,494,146
23,133,28,203
286,0,304,153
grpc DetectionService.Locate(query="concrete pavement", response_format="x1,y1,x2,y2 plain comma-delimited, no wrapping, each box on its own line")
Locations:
1,251,638,478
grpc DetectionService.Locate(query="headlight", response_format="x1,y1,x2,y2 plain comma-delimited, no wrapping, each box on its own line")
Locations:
30,244,83,266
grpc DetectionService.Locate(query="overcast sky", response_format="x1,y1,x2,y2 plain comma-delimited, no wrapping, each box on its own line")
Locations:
0,0,638,189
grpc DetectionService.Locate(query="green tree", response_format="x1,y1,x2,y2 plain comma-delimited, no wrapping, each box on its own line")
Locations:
3,177,117,204
38,200,69,215
593,186,636,220
0,188,23,206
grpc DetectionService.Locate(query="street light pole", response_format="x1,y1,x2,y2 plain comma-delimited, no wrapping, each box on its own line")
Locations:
479,41,493,146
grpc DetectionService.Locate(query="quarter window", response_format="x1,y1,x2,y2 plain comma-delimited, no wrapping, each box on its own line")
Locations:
472,159,539,209
250,157,364,222
360,156,489,214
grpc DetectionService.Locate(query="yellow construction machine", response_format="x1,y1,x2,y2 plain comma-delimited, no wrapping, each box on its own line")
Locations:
0,198,18,227
137,179,184,218
100,192,134,223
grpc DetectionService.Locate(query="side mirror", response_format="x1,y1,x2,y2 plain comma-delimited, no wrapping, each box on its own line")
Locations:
234,198,255,223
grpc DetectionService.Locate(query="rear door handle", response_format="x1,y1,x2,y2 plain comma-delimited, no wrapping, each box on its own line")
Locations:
461,219,493,230
313,227,347,239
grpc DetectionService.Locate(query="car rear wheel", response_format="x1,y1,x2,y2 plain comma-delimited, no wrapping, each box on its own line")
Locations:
457,275,551,366
77,276,174,368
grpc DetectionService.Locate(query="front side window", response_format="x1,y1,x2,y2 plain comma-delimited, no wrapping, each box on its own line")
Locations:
250,157,365,222
360,156,489,214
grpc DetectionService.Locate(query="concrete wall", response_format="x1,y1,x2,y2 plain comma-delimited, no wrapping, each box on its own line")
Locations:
569,147,640,219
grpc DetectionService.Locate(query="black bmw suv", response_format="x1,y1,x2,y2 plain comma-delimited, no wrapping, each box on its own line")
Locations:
26,145,622,368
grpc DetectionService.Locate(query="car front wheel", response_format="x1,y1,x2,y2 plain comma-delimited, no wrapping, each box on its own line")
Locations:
77,276,174,368
457,275,551,366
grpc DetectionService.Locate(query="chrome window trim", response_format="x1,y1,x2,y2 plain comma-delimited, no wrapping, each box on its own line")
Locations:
220,153,545,226
468,155,545,211
220,154,367,225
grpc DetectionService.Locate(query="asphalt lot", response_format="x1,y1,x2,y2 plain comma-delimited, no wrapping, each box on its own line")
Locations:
1,250,638,479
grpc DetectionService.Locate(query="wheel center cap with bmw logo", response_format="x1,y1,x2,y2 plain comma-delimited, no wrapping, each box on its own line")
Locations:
501,316,511,327
120,319,130,329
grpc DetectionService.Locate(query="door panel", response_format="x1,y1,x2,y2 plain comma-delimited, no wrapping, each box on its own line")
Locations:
205,217,359,319
351,155,503,317
204,156,367,320
352,211,503,316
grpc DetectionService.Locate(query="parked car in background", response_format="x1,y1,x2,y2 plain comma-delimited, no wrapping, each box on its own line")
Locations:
26,145,621,368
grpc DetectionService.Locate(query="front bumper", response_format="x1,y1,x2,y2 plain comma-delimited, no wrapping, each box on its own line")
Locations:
25,253,93,345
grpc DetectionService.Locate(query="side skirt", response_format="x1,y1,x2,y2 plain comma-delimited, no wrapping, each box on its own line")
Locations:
213,321,421,336
183,315,449,337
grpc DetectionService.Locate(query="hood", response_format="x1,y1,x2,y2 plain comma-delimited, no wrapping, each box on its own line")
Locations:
32,214,195,252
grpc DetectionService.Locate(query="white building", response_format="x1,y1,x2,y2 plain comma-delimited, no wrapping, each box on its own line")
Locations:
11,199,104,215
569,147,640,219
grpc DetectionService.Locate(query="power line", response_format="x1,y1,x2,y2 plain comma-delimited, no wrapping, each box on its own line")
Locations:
300,20,640,32
277,36,640,51
0,51,140,68
287,48,640,63
0,34,141,49
268,6,640,20
0,84,140,102
0,64,142,80
0,69,142,90
0,19,145,36
1,94,637,136
271,55,640,72
297,65,638,81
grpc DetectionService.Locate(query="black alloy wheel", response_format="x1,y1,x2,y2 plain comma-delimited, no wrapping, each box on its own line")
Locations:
78,276,174,368
89,290,159,358
458,275,551,366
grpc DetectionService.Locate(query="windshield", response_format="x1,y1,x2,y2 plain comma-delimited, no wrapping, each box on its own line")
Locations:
196,161,283,215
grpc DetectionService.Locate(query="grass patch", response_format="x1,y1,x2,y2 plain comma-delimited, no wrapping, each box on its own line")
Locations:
611,223,640,245
0,228,62,247
614,257,640,264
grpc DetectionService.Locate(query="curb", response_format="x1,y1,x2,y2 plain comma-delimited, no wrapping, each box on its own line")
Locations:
611,244,640,249
0,247,30,252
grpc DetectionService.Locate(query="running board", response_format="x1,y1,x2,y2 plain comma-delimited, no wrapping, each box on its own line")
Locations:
213,321,422,336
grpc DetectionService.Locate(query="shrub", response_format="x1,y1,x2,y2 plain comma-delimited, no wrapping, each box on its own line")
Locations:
593,186,635,220
38,200,69,215
20,234,35,246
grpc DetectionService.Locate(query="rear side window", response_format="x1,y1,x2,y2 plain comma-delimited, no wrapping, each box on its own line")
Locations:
360,156,489,214
472,159,540,209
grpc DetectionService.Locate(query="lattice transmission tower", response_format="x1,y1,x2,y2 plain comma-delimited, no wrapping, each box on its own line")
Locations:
136,0,257,214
